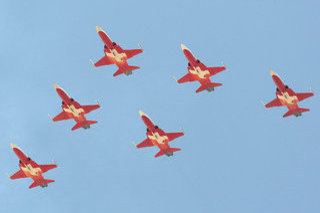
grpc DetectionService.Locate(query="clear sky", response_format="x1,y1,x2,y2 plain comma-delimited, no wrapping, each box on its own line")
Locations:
0,0,319,212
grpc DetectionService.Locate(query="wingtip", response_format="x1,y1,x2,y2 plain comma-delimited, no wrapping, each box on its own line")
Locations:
89,59,96,67
53,83,59,89
132,141,138,149
48,114,53,122
10,143,16,149
96,100,101,107
138,43,143,51
53,159,58,167
310,87,315,95
5,173,11,180
173,76,179,84
221,61,227,70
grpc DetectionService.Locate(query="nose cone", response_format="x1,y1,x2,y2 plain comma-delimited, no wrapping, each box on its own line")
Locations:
270,70,277,76
181,44,188,51
96,26,102,32
139,110,145,117
10,143,16,149
53,83,60,90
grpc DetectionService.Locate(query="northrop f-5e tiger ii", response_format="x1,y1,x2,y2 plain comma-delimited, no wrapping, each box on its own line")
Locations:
176,44,226,93
50,83,100,131
263,70,314,117
135,110,184,158
91,26,143,77
8,143,57,189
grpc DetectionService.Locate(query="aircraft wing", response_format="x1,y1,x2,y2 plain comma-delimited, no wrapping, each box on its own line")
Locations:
124,49,143,59
10,170,27,180
94,56,114,67
296,92,314,102
166,132,184,142
198,61,208,71
53,111,71,122
177,73,196,84
114,44,125,54
265,98,283,108
208,66,226,76
82,105,100,114
137,138,154,148
39,164,57,173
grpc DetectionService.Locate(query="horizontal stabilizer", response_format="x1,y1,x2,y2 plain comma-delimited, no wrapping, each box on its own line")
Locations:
72,120,97,131
168,148,181,153
299,108,310,113
113,66,140,77
283,108,310,118
155,150,166,158
154,148,181,158
283,110,295,118
196,82,222,93
29,179,55,189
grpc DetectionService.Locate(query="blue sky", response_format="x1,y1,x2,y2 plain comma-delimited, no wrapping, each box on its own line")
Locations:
0,0,319,212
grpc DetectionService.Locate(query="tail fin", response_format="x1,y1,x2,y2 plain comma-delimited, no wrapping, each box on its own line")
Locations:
71,120,97,131
283,108,310,118
113,66,140,77
196,82,222,93
29,179,55,189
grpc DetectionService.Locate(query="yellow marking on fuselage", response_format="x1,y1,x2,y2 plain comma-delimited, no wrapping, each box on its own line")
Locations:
105,49,127,62
189,66,210,79
148,132,168,145
21,164,41,176
277,92,298,104
63,105,84,117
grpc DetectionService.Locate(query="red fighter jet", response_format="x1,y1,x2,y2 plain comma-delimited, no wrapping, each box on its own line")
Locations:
8,143,57,189
263,70,314,117
175,44,226,93
91,26,143,77
135,110,184,158
50,83,100,131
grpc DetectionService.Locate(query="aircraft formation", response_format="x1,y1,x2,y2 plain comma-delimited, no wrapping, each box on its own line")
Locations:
7,26,314,189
